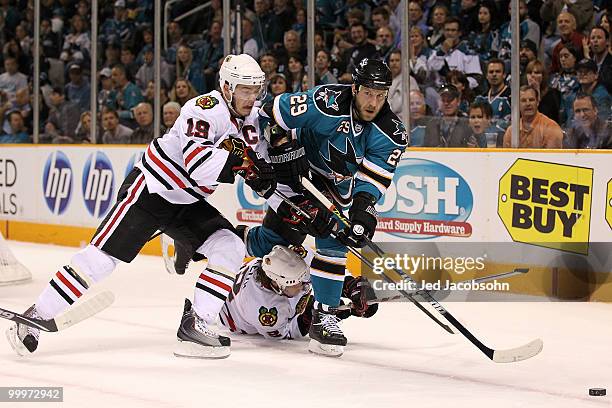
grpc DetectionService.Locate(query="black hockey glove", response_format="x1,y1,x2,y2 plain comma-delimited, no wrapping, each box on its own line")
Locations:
218,137,277,198
276,195,336,238
336,192,377,248
268,139,310,190
296,294,315,336
342,275,378,318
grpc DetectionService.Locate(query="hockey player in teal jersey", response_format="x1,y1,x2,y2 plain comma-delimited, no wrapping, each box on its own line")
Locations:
246,59,408,356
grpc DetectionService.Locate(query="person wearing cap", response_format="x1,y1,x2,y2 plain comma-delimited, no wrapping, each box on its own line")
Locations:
564,58,611,125
563,93,612,149
97,67,114,113
99,0,134,46
65,64,91,114
503,85,563,148
424,84,472,147
43,87,80,143
519,40,538,83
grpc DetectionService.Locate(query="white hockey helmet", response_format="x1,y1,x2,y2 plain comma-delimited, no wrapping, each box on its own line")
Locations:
261,245,309,294
218,54,266,95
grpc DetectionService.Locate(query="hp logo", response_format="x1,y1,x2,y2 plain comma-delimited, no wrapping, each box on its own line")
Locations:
43,151,73,215
82,151,114,218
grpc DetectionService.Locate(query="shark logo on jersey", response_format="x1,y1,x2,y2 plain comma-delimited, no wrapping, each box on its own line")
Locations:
392,119,408,143
316,88,341,111
195,95,219,110
321,139,358,183
258,306,278,327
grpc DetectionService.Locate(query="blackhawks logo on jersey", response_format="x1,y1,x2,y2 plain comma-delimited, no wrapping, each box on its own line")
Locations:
195,95,219,110
258,306,278,327
295,294,312,315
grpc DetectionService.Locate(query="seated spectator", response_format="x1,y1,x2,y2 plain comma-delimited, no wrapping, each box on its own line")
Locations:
176,45,205,94
408,89,429,147
446,70,474,113
74,111,94,143
0,111,29,143
43,87,80,143
339,23,378,82
426,5,449,49
423,84,472,147
407,2,429,36
260,52,279,80
458,0,480,37
99,0,134,46
275,30,305,73
474,59,511,129
1,87,31,135
286,54,305,92
549,12,584,73
503,85,563,148
135,45,174,93
549,43,581,98
525,60,561,123
242,17,260,60
388,49,419,121
195,20,224,92
428,17,483,90
408,26,432,86
102,42,121,69
40,18,61,60
15,23,32,58
540,0,594,36
267,73,287,99
375,26,395,61
169,78,198,106
495,0,540,66
143,80,169,113
109,64,144,125
291,7,305,37
162,101,181,131
564,94,612,149
565,59,611,125
0,57,27,101
65,63,91,113
165,20,183,64
120,45,139,80
467,1,500,63
519,40,538,84
101,108,132,144
129,102,155,144
467,101,505,147
585,26,612,94
60,14,91,65
97,67,114,113
253,0,283,51
315,49,338,85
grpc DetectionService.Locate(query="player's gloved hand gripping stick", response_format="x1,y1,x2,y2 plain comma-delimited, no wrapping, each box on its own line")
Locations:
298,178,543,363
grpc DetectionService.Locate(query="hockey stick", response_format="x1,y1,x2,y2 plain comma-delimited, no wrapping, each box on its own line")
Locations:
274,190,453,333
300,178,543,363
0,291,115,332
336,268,529,310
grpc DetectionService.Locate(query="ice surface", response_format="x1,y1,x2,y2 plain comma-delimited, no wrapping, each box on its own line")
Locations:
0,241,610,408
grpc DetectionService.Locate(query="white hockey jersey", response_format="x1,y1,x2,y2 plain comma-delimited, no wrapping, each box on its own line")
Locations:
219,258,312,340
135,90,262,204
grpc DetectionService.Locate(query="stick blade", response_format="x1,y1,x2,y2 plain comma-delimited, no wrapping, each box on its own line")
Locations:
492,338,543,363
53,291,115,331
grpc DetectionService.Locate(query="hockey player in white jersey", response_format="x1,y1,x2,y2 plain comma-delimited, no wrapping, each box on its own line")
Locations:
217,245,378,343
6,54,275,359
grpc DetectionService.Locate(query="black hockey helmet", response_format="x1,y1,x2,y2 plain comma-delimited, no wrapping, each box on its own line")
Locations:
352,58,392,91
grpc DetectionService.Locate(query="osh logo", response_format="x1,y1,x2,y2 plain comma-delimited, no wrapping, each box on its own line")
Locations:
498,159,593,255
43,151,73,215
82,151,114,218
125,152,143,178
376,158,473,239
236,178,266,223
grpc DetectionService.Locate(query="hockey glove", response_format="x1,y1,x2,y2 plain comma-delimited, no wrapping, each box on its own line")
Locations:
219,137,277,198
276,195,336,238
296,294,315,336
342,275,378,318
268,139,310,190
336,192,377,248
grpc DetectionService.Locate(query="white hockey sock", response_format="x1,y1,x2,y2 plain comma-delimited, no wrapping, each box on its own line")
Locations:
35,266,90,319
193,265,235,323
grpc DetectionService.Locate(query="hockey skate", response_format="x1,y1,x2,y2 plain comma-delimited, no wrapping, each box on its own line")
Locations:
308,306,347,357
6,305,40,356
174,299,231,359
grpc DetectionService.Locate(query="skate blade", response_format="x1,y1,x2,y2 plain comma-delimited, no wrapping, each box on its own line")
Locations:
308,339,344,357
5,326,30,357
173,339,230,359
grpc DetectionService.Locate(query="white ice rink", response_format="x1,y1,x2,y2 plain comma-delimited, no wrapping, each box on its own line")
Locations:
0,241,610,408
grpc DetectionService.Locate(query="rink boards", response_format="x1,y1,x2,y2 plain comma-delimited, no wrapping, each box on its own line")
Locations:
0,145,610,300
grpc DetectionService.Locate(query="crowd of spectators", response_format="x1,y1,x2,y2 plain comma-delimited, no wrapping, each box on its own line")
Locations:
0,0,609,148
